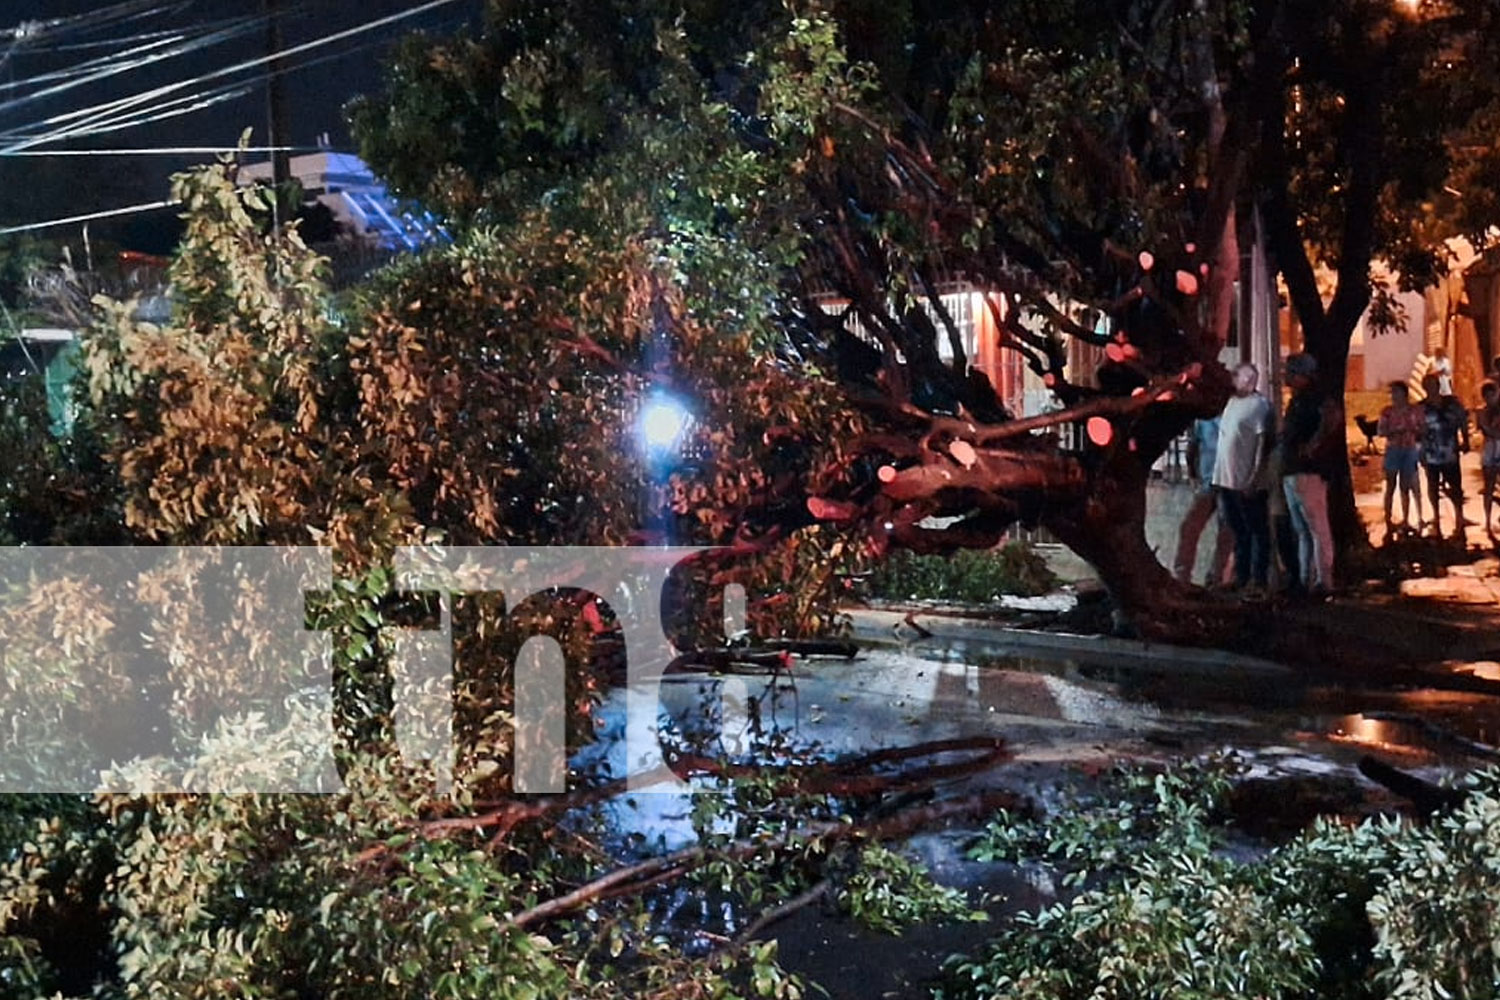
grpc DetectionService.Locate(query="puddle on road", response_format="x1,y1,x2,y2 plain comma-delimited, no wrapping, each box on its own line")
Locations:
573,638,1500,854
558,637,1500,1000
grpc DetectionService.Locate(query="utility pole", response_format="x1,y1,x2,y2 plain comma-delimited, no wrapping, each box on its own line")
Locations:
263,0,292,254
264,0,291,211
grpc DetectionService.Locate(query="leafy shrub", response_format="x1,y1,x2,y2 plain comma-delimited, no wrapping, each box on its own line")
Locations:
942,760,1500,1000
0,763,825,1000
865,543,1057,605
839,844,987,935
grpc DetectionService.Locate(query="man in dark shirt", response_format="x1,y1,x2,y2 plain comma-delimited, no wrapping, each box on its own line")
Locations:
1418,371,1470,541
1280,353,1342,596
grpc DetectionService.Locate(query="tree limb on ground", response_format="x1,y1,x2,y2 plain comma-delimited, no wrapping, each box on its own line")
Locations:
505,790,1017,930
355,736,1013,865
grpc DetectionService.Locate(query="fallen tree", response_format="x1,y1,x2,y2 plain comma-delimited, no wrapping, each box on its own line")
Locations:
345,0,1500,638
347,0,1255,641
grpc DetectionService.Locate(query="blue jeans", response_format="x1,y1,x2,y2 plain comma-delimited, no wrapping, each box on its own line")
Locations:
1216,488,1270,588
1283,474,1335,591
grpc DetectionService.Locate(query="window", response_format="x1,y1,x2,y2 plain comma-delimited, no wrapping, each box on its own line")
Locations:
929,292,977,363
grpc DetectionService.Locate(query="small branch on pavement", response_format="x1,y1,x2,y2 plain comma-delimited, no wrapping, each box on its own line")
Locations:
733,880,832,948
505,791,1017,930
355,737,1013,868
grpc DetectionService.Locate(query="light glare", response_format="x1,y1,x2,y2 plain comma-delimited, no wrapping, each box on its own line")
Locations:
637,394,691,456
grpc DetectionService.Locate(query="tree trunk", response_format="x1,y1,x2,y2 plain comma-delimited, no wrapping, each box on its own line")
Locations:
1303,315,1367,569
1045,454,1248,645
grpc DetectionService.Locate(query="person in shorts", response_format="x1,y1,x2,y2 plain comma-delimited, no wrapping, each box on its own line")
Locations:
1477,381,1500,535
1377,381,1424,536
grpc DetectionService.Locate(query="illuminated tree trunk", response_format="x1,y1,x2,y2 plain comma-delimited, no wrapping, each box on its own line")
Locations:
1044,443,1237,644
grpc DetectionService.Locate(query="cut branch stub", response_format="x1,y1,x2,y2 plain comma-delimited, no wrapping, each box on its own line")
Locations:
948,439,978,468
1086,416,1115,447
807,496,861,521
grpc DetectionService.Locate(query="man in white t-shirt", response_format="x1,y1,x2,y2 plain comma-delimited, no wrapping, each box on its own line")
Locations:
1212,363,1273,596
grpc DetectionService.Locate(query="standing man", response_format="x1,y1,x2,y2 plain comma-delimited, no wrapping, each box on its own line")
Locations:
1419,371,1469,542
1280,353,1342,597
1212,363,1273,597
1174,416,1233,586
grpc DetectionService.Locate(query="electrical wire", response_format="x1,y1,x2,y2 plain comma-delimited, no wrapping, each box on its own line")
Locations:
0,27,403,145
2,0,462,156
0,197,181,236
0,2,470,238
0,74,256,142
1,8,465,155
0,145,314,156
1,1,180,44
5,27,185,55
47,84,256,140
0,30,195,92
53,1,198,44
0,2,195,98
0,17,265,117
0,7,298,93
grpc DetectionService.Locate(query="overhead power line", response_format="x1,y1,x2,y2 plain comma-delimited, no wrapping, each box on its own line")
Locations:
5,27,185,55
0,29,196,92
0,197,180,236
1,1,181,46
0,24,421,148
0,145,316,156
1,38,457,155
0,17,266,117
1,0,463,156
58,84,258,139
0,78,257,144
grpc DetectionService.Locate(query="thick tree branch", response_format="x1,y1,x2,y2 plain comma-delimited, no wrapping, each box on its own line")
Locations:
980,295,1048,374
1326,56,1387,338
879,450,1085,503
362,736,1012,863
505,790,1019,930
1259,82,1326,332
969,375,1188,447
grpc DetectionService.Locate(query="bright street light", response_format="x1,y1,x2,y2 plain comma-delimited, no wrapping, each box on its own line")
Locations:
636,392,692,459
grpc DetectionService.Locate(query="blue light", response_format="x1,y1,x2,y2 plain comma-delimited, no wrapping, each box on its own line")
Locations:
636,393,692,458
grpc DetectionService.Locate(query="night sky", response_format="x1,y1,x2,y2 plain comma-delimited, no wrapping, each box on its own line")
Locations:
2,0,483,251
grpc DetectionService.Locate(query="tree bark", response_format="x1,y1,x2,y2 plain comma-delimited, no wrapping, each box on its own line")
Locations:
1044,450,1247,645
1302,315,1365,565
1254,19,1387,576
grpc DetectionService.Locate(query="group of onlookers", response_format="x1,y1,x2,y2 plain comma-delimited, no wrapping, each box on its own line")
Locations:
1175,353,1341,601
1176,350,1500,603
1376,354,1500,540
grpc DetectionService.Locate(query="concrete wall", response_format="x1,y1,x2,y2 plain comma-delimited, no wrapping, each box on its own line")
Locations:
1350,287,1426,391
